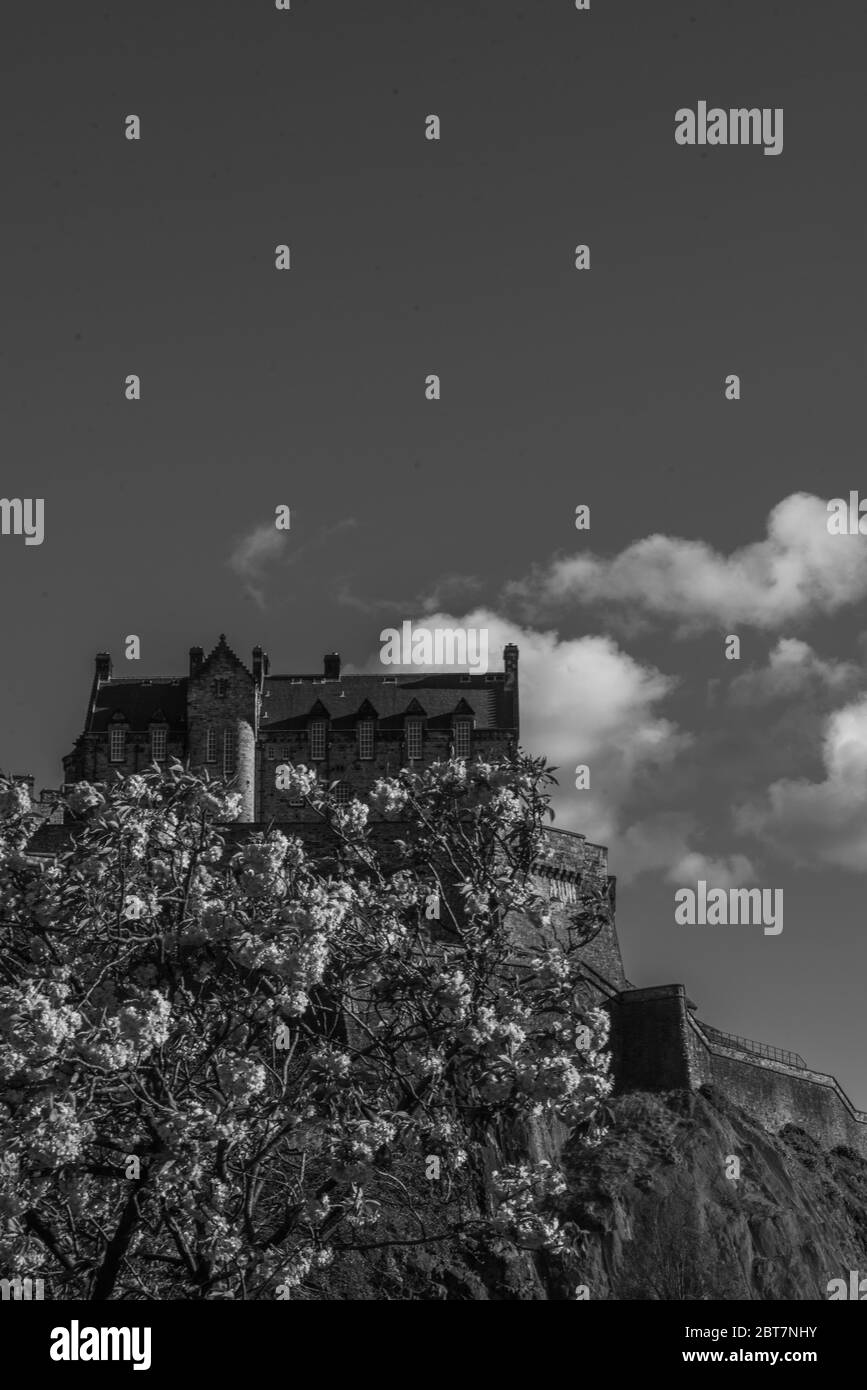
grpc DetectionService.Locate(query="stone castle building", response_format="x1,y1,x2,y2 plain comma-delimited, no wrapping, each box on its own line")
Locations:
31,634,867,1158
62,635,522,825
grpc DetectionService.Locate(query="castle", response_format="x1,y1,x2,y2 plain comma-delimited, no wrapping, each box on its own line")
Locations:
60,633,521,823
27,634,867,1158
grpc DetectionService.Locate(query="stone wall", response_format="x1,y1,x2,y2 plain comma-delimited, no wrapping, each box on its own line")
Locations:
611,985,696,1093
690,1020,867,1158
611,983,867,1157
187,648,257,821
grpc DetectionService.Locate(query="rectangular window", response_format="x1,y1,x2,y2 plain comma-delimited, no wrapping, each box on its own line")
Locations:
358,720,374,760
223,728,237,778
151,727,167,762
454,720,471,758
309,721,326,761
109,727,126,763
266,743,275,760
206,728,218,763
406,719,423,761
215,679,228,698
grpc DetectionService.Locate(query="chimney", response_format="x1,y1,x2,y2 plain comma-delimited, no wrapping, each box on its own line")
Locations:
252,645,270,688
323,652,341,680
95,651,112,682
503,643,519,739
189,646,204,677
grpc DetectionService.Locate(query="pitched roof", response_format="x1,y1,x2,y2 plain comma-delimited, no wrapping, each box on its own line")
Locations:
87,679,188,733
260,674,516,731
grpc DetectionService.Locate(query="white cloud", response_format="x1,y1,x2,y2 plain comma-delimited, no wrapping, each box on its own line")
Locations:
665,851,757,890
505,493,867,634
736,694,867,869
230,517,357,607
228,525,287,607
728,638,859,706
614,812,756,887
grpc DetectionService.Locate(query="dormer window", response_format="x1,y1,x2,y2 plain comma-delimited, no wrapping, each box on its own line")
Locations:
358,720,375,760
454,719,472,759
150,726,167,762
406,718,423,761
214,679,228,699
309,720,327,761
109,725,126,763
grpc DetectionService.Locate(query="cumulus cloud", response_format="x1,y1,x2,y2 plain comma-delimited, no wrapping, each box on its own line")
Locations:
728,639,859,706
664,851,757,890
735,694,867,869
615,812,756,887
504,493,867,634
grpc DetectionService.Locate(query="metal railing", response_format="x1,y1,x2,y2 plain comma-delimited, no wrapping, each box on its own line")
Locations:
695,1021,806,1070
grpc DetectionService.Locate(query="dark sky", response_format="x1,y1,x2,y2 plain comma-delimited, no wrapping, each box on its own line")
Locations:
4,1,867,1101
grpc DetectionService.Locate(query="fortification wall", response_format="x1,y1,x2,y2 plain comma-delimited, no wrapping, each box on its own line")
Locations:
612,984,867,1158
689,1021,867,1158
611,985,696,1093
532,828,624,989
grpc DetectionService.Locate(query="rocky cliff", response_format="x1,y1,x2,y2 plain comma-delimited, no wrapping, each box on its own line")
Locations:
555,1085,867,1301
310,1085,867,1300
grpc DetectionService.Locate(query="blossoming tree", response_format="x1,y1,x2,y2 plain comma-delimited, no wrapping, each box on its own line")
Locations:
0,754,612,1299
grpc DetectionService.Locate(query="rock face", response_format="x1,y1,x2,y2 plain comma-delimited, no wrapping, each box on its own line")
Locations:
557,1085,867,1301
310,1086,867,1300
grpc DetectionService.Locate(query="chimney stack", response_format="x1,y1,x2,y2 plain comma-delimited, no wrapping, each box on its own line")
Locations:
503,643,519,737
189,646,204,677
95,652,112,682
323,652,341,680
252,645,270,688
